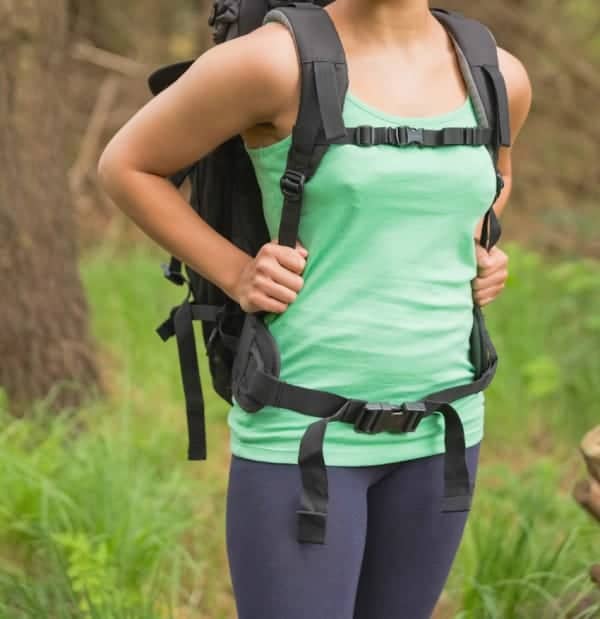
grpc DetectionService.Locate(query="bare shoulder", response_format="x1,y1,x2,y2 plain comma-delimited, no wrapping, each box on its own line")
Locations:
246,21,299,104
98,18,301,179
235,20,300,133
498,48,532,137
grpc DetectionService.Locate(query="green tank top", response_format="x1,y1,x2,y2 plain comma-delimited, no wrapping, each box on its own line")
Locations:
227,90,497,466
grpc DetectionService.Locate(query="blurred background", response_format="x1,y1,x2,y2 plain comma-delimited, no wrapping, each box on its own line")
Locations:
1,1,599,617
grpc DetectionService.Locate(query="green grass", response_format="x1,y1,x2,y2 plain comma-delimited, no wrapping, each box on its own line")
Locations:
480,245,600,451
450,460,600,618
1,240,599,618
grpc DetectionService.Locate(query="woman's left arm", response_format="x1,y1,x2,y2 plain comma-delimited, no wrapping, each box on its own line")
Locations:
472,48,533,307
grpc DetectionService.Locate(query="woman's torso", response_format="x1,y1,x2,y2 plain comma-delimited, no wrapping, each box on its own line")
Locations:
227,9,497,465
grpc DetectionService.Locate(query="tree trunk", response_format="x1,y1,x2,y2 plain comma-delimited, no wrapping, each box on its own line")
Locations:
0,0,100,411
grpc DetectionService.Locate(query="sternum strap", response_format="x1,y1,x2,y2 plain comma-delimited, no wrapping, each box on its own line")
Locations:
330,125,493,147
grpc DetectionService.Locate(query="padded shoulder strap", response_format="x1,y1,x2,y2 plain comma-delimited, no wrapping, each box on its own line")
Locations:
432,9,507,250
262,3,349,247
264,3,348,156
432,8,511,159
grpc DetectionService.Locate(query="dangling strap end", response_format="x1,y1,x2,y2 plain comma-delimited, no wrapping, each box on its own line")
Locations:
482,64,511,148
187,444,207,461
297,509,327,544
161,260,187,287
495,172,505,201
441,492,472,513
156,317,175,342
313,61,346,142
156,306,179,341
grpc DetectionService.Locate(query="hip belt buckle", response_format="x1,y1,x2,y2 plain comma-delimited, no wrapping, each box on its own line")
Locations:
354,401,426,434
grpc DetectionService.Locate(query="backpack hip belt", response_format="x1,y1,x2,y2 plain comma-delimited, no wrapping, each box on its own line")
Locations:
230,304,497,544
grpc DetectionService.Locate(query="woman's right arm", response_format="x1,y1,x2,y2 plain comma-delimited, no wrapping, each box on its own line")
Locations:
97,23,307,314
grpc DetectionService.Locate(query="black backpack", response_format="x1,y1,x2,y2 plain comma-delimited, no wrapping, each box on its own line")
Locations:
152,0,511,544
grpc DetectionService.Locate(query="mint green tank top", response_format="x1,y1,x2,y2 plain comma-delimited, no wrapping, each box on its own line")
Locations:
227,91,497,466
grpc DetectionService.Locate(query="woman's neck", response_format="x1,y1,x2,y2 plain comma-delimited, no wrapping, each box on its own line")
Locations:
328,0,435,49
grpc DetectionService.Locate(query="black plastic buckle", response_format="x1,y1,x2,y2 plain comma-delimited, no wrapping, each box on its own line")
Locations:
280,169,306,199
354,401,426,434
398,402,427,431
355,125,375,147
161,263,187,286
353,403,399,433
205,305,226,355
495,172,505,197
406,127,424,146
385,127,400,146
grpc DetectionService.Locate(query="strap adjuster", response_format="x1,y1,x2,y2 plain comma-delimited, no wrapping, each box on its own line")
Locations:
406,127,424,146
386,126,400,146
280,169,306,198
354,401,426,434
496,171,505,196
161,263,187,286
355,125,375,146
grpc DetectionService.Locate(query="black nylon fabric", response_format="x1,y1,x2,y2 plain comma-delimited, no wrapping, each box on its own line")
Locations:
235,0,270,40
148,61,193,96
431,9,511,154
331,125,494,147
313,61,347,142
481,65,512,148
268,4,348,247
158,299,244,459
431,9,499,66
173,301,210,460
480,202,502,251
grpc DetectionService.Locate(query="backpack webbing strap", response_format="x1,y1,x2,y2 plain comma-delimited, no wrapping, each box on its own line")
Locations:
481,178,503,250
314,61,346,142
432,9,511,155
263,4,348,248
432,9,510,252
243,321,497,543
295,399,473,542
329,125,494,147
161,257,186,286
156,302,225,460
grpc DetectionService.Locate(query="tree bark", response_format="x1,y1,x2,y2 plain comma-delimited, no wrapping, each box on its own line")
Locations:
0,0,99,411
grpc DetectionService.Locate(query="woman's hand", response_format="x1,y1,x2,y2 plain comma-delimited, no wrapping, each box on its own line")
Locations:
234,239,308,314
471,243,508,307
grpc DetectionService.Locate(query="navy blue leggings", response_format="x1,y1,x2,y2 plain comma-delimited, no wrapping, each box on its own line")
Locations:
226,442,480,619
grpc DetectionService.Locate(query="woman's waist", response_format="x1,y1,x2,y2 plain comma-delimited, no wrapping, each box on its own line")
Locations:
264,328,476,404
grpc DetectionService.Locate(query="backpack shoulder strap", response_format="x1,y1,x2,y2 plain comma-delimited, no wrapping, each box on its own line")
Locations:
432,8,511,163
262,3,349,247
432,8,510,250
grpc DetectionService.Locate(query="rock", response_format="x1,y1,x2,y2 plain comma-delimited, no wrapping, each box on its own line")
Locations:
591,565,600,588
581,426,600,483
572,479,600,522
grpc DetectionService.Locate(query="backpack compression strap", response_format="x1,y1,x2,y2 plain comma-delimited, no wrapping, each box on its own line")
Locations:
432,8,511,252
262,3,349,248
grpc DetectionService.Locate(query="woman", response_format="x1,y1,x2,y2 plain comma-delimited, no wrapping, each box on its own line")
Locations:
99,0,532,616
